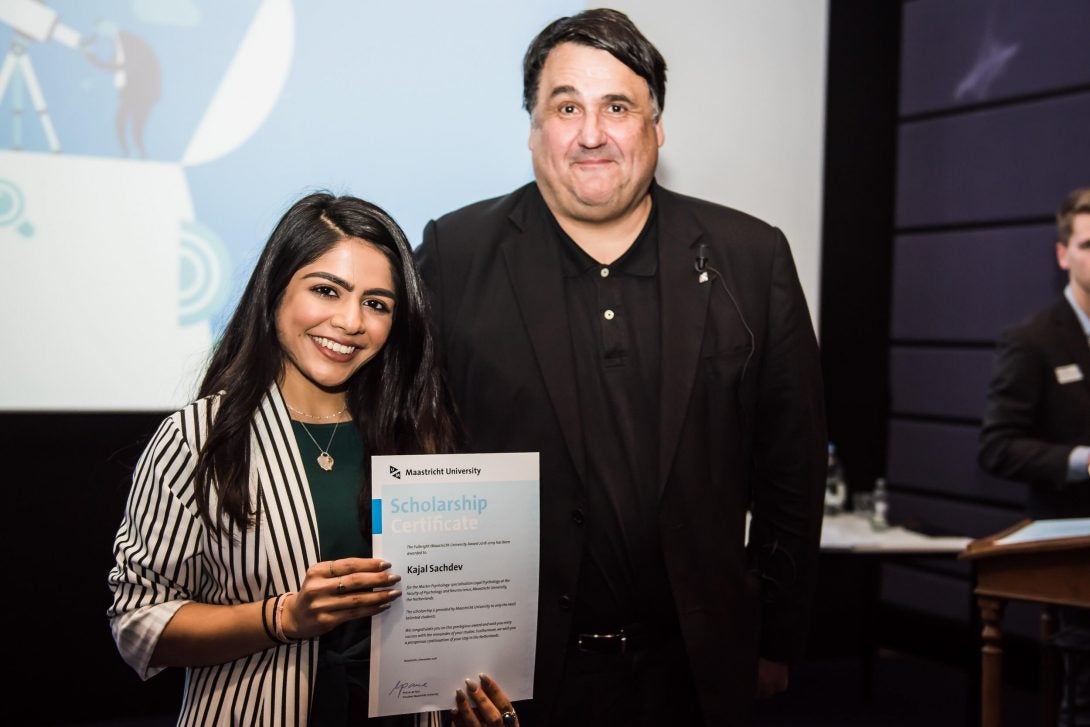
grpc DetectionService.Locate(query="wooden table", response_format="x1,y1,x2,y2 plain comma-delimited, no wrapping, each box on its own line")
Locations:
959,520,1090,727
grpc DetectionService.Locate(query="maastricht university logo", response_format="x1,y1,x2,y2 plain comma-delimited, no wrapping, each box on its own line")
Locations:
389,465,401,480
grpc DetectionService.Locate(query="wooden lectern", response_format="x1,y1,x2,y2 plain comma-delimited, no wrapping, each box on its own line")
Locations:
960,520,1090,727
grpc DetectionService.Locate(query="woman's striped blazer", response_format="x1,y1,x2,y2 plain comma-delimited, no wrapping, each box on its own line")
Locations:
107,383,437,726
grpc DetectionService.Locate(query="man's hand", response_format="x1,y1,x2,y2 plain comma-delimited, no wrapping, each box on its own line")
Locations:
756,658,789,698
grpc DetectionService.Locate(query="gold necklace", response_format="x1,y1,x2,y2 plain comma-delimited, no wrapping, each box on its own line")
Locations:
297,420,341,472
285,402,347,420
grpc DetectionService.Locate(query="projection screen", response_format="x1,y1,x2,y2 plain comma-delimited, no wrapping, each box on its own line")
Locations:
0,0,827,411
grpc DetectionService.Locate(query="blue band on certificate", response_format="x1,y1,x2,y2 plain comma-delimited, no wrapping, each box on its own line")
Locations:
371,499,382,534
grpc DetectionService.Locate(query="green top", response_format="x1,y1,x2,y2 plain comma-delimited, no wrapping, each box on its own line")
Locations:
294,420,368,562
292,421,409,727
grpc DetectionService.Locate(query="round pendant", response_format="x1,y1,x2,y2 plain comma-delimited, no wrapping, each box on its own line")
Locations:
317,452,334,471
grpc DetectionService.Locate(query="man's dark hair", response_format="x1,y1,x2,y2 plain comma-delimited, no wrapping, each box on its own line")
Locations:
522,8,667,119
1057,187,1090,245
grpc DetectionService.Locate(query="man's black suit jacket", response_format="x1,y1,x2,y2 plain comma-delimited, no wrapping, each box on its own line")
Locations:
979,296,1090,518
417,183,826,725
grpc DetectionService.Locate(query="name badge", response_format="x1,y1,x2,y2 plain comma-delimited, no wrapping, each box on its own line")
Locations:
1055,364,1084,385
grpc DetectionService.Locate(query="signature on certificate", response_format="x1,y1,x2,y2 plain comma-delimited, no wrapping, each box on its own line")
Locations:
389,679,430,698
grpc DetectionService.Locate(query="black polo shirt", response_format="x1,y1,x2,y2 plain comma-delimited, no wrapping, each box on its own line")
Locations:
534,187,678,634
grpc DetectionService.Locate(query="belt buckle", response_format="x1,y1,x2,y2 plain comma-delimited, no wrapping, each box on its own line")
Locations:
576,629,627,654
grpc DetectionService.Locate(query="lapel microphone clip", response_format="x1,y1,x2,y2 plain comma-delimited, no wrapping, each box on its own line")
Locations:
695,243,710,283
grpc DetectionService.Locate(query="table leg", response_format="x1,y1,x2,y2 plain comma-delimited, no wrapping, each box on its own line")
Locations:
980,595,1005,727
967,569,982,727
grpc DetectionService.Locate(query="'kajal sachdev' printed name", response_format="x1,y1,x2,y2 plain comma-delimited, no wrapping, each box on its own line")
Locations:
406,562,465,575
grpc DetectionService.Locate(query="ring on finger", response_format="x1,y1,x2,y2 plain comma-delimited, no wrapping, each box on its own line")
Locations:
337,579,346,593
328,561,335,577
501,709,517,727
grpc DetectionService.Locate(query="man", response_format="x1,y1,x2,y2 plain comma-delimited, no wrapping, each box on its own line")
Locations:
83,21,161,159
979,187,1090,725
417,9,826,726
979,188,1090,513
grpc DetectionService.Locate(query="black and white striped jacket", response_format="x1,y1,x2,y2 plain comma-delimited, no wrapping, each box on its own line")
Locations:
107,384,436,726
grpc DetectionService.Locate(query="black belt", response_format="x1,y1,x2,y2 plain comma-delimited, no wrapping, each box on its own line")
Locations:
571,622,674,655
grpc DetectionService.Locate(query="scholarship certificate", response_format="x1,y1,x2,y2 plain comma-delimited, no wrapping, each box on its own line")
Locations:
368,452,540,717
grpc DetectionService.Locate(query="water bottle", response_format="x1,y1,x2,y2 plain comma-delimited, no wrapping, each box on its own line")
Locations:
871,477,890,530
824,443,847,515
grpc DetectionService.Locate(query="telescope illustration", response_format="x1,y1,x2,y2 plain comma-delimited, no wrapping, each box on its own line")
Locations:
0,0,83,151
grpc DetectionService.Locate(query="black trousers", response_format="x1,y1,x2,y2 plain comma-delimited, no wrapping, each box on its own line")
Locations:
535,632,705,727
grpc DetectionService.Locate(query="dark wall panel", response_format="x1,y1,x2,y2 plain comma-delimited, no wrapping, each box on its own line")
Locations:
887,489,1022,539
880,563,1040,639
887,420,1026,506
896,93,1090,227
875,0,1079,664
1,412,183,723
899,554,969,579
890,348,995,419
880,564,969,622
891,225,1062,341
900,0,1090,116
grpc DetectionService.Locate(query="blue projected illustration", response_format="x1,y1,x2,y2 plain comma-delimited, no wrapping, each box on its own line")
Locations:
0,0,581,410
0,178,33,236
179,219,231,326
0,0,256,158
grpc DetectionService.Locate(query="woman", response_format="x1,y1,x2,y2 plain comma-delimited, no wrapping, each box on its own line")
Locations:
108,193,514,726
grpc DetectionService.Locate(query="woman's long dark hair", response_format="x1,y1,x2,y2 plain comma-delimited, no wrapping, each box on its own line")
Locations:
192,192,460,533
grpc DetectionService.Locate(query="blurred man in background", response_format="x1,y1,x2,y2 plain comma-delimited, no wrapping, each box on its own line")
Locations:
979,186,1090,725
